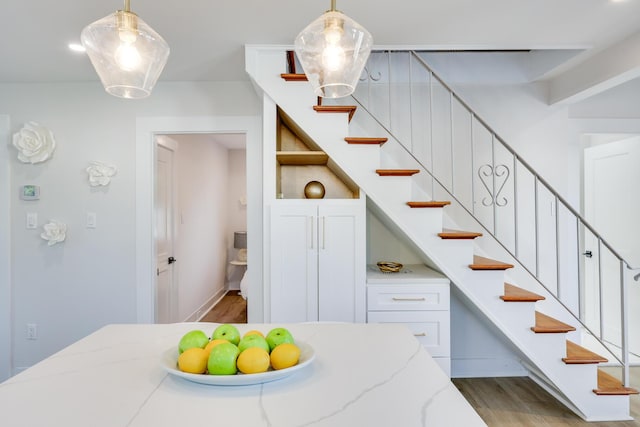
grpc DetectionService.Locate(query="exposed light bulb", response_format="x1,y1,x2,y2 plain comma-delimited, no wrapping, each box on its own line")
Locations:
114,42,141,71
322,19,345,72
114,25,142,71
322,44,345,71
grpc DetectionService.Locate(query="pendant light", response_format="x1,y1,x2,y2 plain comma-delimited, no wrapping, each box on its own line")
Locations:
294,0,373,98
81,0,170,99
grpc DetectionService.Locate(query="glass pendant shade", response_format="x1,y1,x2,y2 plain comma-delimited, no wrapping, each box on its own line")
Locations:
294,9,373,98
81,8,170,99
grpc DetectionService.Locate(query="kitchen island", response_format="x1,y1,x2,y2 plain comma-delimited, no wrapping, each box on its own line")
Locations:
0,322,485,426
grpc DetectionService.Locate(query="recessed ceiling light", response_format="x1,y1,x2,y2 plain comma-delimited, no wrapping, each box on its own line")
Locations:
68,43,86,53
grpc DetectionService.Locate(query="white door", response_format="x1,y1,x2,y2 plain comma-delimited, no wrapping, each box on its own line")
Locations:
155,140,178,323
270,202,318,322
584,136,640,355
318,203,365,323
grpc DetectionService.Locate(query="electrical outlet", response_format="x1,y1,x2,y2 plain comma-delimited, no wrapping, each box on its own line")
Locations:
27,323,37,340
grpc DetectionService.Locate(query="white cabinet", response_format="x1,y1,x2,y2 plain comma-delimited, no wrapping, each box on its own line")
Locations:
367,264,451,375
270,199,366,323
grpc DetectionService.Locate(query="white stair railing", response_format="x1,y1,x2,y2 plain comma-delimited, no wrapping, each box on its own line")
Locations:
340,50,637,387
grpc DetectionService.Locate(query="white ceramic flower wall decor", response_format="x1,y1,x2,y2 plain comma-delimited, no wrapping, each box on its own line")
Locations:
86,161,118,186
40,220,67,246
12,122,56,164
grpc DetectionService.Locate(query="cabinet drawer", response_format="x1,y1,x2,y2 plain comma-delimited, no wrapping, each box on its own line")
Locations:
367,311,450,357
367,284,449,311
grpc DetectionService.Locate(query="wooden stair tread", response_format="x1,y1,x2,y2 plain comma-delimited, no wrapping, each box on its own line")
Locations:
469,255,514,270
501,283,545,302
375,169,420,176
594,369,639,395
438,229,483,239
407,201,451,208
313,105,357,122
531,311,576,333
280,73,308,81
563,340,608,364
344,137,388,145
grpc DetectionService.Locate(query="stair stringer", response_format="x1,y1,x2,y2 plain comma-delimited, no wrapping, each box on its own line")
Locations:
245,47,632,422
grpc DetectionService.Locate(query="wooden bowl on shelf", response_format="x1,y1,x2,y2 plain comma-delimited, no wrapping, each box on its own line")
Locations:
377,261,403,273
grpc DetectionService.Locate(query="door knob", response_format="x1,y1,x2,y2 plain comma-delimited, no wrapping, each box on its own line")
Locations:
168,256,177,264
583,251,592,258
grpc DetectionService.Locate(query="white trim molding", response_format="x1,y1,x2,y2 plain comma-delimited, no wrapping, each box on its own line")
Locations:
135,116,263,324
0,115,12,380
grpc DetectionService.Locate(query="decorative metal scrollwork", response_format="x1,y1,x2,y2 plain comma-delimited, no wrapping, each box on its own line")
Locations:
478,164,510,207
359,66,382,82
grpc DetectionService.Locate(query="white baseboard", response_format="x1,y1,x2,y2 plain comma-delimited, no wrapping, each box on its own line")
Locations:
451,357,528,378
183,288,228,323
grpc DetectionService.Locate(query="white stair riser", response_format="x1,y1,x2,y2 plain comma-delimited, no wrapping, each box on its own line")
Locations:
364,177,414,207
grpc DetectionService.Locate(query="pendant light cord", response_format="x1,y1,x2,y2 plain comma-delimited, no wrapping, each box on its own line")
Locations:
124,0,131,12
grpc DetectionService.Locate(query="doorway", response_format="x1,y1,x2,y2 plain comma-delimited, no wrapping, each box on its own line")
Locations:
154,132,247,323
583,134,640,360
135,116,263,324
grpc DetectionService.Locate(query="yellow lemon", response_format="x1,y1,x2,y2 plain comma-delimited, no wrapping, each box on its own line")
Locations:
177,347,208,374
270,343,300,370
204,339,230,357
243,329,264,338
236,347,270,374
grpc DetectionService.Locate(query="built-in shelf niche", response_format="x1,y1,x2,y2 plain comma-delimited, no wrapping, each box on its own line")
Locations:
276,108,359,199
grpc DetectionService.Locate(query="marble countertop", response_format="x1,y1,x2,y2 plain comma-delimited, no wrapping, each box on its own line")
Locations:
0,322,485,427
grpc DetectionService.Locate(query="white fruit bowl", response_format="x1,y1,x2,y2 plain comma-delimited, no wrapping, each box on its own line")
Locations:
161,341,315,386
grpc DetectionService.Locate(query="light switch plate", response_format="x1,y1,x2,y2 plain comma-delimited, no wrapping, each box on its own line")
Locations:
26,212,37,229
86,212,97,229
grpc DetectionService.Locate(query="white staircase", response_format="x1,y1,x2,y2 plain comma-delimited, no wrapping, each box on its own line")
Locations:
246,46,637,421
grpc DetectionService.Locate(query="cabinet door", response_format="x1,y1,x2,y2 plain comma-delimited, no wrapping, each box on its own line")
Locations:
318,204,365,322
270,204,318,322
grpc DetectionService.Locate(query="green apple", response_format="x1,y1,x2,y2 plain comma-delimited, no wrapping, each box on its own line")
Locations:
178,330,209,354
237,334,270,353
212,324,241,346
207,342,240,375
265,327,294,351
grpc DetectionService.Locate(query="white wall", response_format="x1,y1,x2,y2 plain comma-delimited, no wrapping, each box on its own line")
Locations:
174,137,229,320
0,81,260,373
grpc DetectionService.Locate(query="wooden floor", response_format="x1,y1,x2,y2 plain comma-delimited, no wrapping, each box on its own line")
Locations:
199,290,247,323
452,369,639,426
201,293,639,425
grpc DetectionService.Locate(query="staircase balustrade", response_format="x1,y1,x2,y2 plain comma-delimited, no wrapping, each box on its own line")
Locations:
336,50,638,387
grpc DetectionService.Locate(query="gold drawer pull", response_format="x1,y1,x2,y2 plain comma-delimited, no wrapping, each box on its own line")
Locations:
414,332,427,337
392,297,426,302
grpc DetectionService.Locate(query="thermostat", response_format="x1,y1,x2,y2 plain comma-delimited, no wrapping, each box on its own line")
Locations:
20,185,40,201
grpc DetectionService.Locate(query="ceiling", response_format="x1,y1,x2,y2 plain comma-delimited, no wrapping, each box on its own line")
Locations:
3,0,640,84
